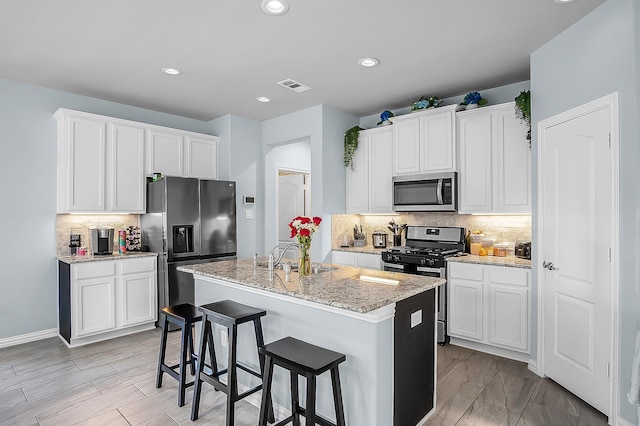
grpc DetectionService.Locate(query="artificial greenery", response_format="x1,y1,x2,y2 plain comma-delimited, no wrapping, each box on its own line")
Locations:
514,90,531,143
411,96,441,111
344,125,363,168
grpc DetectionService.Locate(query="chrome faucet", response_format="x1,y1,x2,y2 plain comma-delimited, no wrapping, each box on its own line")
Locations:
268,242,299,267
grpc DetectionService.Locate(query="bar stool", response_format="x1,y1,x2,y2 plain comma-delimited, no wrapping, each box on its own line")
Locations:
191,299,274,425
258,336,347,426
155,303,202,407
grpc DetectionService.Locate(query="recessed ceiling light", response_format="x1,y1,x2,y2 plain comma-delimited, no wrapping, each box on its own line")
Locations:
261,0,289,15
161,67,182,75
358,57,379,68
554,0,575,3
256,96,271,103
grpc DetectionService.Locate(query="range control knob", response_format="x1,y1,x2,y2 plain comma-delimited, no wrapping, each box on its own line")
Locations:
420,258,427,266
393,255,401,263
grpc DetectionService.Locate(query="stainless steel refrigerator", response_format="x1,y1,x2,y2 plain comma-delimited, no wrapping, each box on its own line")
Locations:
140,177,237,320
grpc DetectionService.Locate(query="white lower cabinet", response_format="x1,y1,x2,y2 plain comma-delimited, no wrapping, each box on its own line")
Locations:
447,262,530,355
332,250,382,270
74,275,117,338
60,256,157,347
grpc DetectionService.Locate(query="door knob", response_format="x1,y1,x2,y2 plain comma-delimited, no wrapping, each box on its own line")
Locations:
543,261,559,271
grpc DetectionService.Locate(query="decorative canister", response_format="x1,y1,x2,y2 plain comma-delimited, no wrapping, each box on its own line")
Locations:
118,230,126,254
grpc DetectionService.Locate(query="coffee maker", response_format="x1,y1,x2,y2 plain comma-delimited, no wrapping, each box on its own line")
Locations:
89,226,115,255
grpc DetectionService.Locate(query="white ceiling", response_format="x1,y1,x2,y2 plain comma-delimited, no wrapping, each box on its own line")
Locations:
0,0,604,122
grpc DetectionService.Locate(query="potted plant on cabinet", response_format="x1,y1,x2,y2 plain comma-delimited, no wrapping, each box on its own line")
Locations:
460,91,488,109
377,110,394,126
514,90,531,146
344,125,363,169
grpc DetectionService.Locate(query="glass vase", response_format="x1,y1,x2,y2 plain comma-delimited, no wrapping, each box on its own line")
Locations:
298,242,311,276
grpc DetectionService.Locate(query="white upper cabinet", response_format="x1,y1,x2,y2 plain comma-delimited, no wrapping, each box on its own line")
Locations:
346,126,393,214
56,114,107,212
186,136,218,179
57,109,144,213
56,108,219,214
146,129,185,177
392,105,457,176
457,102,531,214
109,123,145,212
146,130,218,179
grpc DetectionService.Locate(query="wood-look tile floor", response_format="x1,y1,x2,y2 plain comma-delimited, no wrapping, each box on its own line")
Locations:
0,329,609,425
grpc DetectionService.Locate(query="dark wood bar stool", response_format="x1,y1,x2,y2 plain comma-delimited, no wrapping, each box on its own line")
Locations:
258,337,347,426
155,303,202,407
191,299,274,425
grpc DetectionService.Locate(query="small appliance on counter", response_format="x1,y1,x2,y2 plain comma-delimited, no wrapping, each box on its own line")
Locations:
515,240,532,259
68,231,82,256
372,231,388,248
89,226,115,255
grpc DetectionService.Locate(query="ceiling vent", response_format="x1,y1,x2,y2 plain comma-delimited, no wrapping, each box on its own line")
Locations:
277,78,312,93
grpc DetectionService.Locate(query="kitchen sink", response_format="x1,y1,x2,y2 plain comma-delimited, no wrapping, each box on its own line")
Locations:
256,262,338,274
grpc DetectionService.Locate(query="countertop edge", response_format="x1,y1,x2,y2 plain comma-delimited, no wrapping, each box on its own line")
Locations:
191,272,400,324
57,252,158,264
446,255,531,269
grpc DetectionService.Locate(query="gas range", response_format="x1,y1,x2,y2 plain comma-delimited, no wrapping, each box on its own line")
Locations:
382,246,462,268
381,226,466,269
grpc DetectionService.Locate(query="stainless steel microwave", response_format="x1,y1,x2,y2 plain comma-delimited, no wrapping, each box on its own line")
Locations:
392,172,457,212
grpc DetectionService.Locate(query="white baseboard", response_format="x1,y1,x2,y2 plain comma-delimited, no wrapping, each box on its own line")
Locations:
527,359,542,377
449,337,529,363
615,414,636,426
0,328,58,349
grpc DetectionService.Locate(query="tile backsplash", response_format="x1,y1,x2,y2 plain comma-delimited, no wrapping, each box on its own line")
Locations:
56,214,139,256
332,213,531,248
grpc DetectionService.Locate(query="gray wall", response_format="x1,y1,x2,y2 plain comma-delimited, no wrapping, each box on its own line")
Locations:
262,105,358,263
0,78,217,340
211,114,264,260
531,0,639,422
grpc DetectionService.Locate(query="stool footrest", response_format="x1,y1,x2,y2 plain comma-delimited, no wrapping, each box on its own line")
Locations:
236,384,263,401
237,363,262,379
160,364,195,386
271,412,336,426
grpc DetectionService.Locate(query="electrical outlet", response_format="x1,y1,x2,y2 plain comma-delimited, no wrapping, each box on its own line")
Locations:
220,329,228,348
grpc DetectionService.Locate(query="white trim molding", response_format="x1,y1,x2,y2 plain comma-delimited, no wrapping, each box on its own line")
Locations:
0,328,58,349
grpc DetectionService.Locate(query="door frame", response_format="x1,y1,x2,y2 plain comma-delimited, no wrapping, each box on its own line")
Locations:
275,166,311,245
536,92,619,421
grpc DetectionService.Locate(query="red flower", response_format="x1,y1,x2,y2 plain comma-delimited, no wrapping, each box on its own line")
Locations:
312,217,322,226
300,217,311,224
290,228,297,238
300,228,311,237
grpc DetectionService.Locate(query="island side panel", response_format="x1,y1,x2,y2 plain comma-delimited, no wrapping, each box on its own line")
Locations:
195,275,394,426
394,288,436,425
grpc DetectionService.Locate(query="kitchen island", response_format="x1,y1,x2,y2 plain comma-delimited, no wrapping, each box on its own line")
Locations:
178,258,445,426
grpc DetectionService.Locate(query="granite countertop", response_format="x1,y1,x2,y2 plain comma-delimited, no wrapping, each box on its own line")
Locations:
178,258,445,314
332,246,388,255
57,252,158,264
446,254,531,269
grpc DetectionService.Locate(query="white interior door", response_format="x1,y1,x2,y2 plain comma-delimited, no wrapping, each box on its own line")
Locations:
540,103,612,415
278,173,306,242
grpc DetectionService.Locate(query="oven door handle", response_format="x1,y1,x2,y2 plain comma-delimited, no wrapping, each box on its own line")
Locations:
383,262,404,270
416,266,445,276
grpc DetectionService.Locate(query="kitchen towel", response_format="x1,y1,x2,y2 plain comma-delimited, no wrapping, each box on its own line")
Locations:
628,328,640,407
